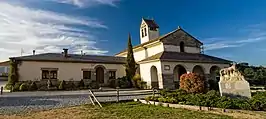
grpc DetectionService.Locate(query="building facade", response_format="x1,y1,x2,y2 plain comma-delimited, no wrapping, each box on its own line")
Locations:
116,18,231,89
10,18,231,89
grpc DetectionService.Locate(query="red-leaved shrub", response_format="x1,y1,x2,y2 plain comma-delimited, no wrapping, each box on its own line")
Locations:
179,73,205,93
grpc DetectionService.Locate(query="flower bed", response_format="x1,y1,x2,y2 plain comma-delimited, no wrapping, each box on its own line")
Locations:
144,89,266,111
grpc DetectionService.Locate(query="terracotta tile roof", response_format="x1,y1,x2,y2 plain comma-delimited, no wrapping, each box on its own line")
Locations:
0,61,9,66
10,53,126,64
143,18,159,28
139,51,232,64
116,28,203,55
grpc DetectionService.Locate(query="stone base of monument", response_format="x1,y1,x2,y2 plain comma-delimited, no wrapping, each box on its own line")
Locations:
219,80,251,99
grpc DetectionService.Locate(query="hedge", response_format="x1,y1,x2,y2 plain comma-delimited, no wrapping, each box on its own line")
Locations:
146,89,266,111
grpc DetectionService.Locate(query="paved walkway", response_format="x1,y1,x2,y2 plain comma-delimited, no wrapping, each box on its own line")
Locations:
0,90,153,115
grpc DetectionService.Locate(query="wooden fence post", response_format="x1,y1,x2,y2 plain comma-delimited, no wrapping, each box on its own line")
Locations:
116,87,119,102
0,86,3,95
152,88,155,105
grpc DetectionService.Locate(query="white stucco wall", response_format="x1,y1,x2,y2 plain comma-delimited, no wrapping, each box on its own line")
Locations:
18,61,126,81
164,45,200,53
145,43,164,58
116,43,164,62
139,61,163,89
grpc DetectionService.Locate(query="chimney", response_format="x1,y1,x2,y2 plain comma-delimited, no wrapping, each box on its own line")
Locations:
81,50,83,56
33,50,35,55
63,49,68,57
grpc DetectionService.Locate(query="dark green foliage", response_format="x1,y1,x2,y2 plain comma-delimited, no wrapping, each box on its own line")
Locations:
108,78,117,88
117,76,131,88
89,80,100,89
236,63,266,86
19,83,28,91
6,60,19,90
58,80,66,90
204,90,220,107
249,92,266,110
145,95,160,102
132,74,147,89
79,79,85,89
215,96,232,109
29,81,38,91
147,90,266,111
66,81,76,90
13,82,22,91
125,33,137,87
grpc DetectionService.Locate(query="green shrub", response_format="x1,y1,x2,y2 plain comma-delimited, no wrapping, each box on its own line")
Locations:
131,74,147,89
58,80,66,90
89,80,100,89
108,78,117,88
216,96,232,109
146,89,266,111
249,92,266,111
232,99,251,110
204,90,220,107
158,97,167,103
19,83,29,91
79,79,85,89
28,81,38,91
66,81,76,90
179,73,205,93
12,82,22,91
4,83,14,90
117,76,131,88
145,96,160,102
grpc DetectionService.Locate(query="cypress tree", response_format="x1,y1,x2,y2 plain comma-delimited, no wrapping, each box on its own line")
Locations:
125,33,137,87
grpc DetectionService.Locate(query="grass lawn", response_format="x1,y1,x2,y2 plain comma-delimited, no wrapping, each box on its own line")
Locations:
1,102,265,119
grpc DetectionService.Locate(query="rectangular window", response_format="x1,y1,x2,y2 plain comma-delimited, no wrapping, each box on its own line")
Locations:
150,27,157,31
141,29,144,38
83,71,91,79
109,71,116,79
144,28,147,36
42,69,58,79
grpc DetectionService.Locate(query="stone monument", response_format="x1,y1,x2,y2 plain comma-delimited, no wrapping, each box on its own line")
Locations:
218,64,251,98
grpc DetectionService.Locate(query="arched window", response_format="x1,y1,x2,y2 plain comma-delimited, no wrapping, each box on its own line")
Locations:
144,28,147,36
180,41,185,52
141,29,144,38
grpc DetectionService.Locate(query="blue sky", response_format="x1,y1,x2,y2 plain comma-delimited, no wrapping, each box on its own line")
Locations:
0,0,266,66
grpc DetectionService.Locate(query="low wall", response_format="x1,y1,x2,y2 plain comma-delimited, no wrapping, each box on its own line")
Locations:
136,99,243,112
0,76,8,81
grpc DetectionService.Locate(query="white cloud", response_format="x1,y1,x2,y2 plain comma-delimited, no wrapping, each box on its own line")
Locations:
0,1,109,62
203,25,266,51
49,0,121,8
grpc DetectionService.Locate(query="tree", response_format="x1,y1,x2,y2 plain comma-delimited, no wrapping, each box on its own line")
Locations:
244,68,255,79
125,33,137,87
179,73,205,93
5,59,19,90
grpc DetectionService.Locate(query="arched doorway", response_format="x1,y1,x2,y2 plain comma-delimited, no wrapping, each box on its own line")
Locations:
192,65,205,76
210,66,221,81
96,67,104,84
173,65,187,88
209,66,221,90
150,66,159,89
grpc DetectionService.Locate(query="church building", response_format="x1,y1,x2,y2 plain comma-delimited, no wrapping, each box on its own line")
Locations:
9,18,231,89
116,18,232,89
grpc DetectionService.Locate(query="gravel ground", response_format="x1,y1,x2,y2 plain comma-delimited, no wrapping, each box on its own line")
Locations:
0,94,148,115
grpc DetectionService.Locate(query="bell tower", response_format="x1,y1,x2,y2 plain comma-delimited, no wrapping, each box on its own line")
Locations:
140,18,159,44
